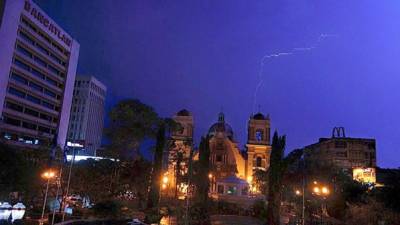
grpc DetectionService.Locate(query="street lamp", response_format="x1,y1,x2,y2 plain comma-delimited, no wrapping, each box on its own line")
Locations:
40,170,56,225
162,176,169,185
313,186,320,194
321,186,330,195
311,183,330,224
161,175,169,190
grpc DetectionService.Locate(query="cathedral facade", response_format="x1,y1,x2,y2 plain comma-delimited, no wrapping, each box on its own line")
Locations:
164,109,271,201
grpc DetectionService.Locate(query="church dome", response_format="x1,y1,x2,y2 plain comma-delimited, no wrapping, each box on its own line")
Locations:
252,112,270,120
176,109,191,116
253,113,265,120
208,122,234,138
208,112,234,138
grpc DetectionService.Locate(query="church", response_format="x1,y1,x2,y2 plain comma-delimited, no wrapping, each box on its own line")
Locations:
163,109,272,204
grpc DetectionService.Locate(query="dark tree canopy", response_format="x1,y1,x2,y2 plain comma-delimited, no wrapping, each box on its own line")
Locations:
266,131,286,225
146,123,166,209
106,99,159,159
194,136,210,203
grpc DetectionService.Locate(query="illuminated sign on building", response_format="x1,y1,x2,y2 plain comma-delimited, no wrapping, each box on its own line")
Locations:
353,167,376,184
67,141,84,148
23,1,72,47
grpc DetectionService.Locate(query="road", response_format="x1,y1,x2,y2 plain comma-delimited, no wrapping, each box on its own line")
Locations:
160,215,262,225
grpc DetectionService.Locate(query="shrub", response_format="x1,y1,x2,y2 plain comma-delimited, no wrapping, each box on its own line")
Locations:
92,200,122,218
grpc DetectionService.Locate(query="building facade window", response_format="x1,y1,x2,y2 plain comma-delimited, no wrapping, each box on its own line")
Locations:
255,129,264,142
256,156,262,167
335,141,347,148
4,117,21,126
8,87,26,98
216,154,223,162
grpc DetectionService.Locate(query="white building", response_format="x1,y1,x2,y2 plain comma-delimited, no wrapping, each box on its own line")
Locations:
67,76,106,156
0,0,80,148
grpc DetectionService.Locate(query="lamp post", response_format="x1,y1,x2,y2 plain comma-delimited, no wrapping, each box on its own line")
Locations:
51,168,63,225
158,174,169,218
312,183,330,224
40,170,56,225
294,189,304,224
62,146,76,222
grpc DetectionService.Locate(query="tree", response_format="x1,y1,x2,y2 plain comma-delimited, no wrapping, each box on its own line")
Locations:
147,123,166,209
194,136,210,203
266,131,286,225
70,159,116,203
0,143,50,205
253,169,268,195
266,132,303,225
117,158,152,208
92,199,122,218
0,143,30,198
174,151,183,198
190,136,211,225
106,99,159,159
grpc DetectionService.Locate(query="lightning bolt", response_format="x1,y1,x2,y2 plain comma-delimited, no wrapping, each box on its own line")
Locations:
252,33,338,113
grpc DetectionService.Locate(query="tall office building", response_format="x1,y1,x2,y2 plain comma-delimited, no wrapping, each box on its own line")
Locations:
0,0,80,148
67,76,106,156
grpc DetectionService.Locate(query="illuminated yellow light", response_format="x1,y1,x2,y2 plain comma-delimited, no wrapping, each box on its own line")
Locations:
162,176,169,184
295,190,301,196
208,173,213,179
353,167,376,184
162,184,167,189
313,187,320,194
322,186,329,195
42,170,56,179
247,176,253,183
313,181,318,185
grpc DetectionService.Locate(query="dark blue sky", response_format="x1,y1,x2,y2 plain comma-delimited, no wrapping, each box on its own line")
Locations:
36,0,400,168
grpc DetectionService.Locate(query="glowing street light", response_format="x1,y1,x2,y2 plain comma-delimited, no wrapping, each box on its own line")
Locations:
321,186,329,195
208,173,213,179
313,186,320,194
295,190,301,196
162,176,169,184
42,171,55,179
311,183,330,224
247,176,253,183
40,169,56,225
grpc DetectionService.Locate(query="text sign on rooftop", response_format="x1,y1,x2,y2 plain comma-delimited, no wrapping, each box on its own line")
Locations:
23,1,72,47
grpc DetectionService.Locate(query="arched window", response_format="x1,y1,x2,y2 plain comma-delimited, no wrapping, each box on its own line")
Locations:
255,129,264,142
256,156,262,167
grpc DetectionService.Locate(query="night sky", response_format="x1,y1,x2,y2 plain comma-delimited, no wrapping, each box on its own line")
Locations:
35,0,400,168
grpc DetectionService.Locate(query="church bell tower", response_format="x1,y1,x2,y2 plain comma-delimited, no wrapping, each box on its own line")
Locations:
246,113,272,180
165,109,194,198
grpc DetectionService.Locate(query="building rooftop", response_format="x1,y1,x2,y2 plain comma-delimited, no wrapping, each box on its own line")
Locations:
176,109,191,116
